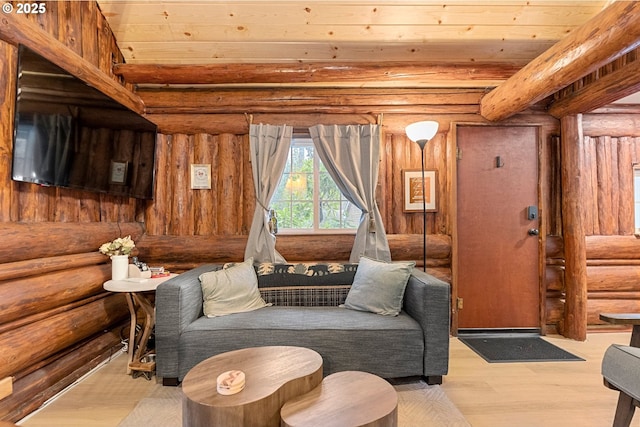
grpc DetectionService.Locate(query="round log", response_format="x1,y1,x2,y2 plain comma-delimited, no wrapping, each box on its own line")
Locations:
0,295,128,379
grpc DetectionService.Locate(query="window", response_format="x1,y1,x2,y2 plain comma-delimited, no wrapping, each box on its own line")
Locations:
271,138,359,232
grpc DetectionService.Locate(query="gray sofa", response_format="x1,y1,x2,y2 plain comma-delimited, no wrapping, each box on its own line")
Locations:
155,262,450,386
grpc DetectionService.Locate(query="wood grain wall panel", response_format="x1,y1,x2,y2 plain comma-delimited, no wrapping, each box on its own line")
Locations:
579,135,640,236
169,134,193,235
217,134,244,235
583,114,640,137
545,235,564,259
242,134,256,235
80,1,99,65
193,133,217,235
136,233,452,280
583,135,597,235
546,234,640,328
57,1,82,54
78,192,101,223
388,133,408,234
587,265,640,292
0,252,105,282
0,41,16,222
144,132,253,236
617,137,635,233
588,299,640,325
145,133,171,235
0,265,110,325
586,235,640,259
377,132,389,229
0,222,143,263
0,220,133,421
547,135,563,236
32,0,58,36
545,296,563,325
546,268,564,294
0,294,127,380
595,136,615,234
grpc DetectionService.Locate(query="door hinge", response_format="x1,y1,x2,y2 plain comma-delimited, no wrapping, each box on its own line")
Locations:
456,147,462,160
457,297,463,310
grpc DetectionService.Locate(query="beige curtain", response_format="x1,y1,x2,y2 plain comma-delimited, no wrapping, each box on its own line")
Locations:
309,124,391,262
244,123,292,262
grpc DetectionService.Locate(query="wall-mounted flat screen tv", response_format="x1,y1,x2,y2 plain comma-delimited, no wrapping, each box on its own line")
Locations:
12,45,158,199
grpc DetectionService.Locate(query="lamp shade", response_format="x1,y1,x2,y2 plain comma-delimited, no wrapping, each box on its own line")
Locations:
405,121,439,143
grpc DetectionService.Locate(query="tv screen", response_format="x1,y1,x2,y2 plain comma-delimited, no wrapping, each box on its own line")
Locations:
12,46,158,199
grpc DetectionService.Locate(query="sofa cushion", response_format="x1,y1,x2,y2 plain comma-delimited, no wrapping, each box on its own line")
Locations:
199,258,269,317
342,256,415,316
179,306,424,379
602,344,640,400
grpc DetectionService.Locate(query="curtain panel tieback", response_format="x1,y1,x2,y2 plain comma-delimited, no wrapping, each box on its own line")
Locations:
256,198,270,212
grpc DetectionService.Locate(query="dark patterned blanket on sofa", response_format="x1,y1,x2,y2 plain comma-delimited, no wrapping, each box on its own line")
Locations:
223,262,359,307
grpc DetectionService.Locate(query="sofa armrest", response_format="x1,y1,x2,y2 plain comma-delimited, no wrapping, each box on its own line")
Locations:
155,264,220,379
403,268,451,379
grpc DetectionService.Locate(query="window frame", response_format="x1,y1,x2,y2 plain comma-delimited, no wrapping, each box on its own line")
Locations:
272,136,358,235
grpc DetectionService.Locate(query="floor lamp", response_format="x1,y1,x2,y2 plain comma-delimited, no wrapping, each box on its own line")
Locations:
405,121,439,272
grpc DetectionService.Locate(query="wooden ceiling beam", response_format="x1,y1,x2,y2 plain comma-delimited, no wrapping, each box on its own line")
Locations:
480,1,640,122
0,12,145,114
138,87,485,113
547,58,640,117
113,62,520,86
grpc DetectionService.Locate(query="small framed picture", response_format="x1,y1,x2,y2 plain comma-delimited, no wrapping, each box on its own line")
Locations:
109,161,128,185
403,169,438,212
191,164,211,189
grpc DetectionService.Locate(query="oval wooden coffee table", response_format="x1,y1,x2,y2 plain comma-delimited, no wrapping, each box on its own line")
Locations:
281,370,398,427
182,346,323,427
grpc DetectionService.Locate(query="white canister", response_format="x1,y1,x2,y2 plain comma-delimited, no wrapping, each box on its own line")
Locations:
111,255,129,280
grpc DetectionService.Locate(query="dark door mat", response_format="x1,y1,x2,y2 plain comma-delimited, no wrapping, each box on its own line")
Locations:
458,335,585,363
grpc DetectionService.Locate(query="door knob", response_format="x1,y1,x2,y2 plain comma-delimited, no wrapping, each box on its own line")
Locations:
528,228,539,236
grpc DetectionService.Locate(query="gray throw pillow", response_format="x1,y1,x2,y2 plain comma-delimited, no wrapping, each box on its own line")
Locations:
342,256,415,316
199,257,269,317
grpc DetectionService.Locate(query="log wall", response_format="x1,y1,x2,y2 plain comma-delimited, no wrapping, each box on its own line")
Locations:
0,2,639,421
142,119,453,236
0,222,144,421
544,114,640,334
0,2,147,422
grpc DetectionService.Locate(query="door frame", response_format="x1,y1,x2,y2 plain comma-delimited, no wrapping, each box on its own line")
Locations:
449,122,547,336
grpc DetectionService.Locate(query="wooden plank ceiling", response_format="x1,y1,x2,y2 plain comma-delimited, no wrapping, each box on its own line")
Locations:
95,0,640,118
97,0,611,88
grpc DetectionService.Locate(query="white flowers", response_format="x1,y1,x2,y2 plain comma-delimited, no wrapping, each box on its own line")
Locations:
99,235,135,257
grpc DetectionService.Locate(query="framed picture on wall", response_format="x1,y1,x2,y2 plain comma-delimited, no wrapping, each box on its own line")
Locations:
191,164,211,189
403,169,438,212
109,161,128,185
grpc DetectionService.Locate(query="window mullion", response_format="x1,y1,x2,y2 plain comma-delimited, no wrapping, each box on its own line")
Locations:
313,151,320,231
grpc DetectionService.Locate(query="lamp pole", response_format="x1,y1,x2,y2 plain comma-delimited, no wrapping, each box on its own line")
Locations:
405,120,438,274
418,140,427,272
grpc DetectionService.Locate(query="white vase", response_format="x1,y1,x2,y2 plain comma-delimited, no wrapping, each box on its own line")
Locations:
111,255,129,280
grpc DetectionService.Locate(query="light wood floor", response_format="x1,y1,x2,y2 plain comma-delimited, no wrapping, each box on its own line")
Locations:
16,332,635,427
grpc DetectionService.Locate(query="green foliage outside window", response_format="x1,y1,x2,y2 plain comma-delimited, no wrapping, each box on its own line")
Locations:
272,139,359,231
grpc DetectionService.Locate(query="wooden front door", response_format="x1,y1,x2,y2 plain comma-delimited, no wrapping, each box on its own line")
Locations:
456,125,540,330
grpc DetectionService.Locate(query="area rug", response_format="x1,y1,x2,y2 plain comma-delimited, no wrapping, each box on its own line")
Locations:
118,380,470,427
459,335,584,363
